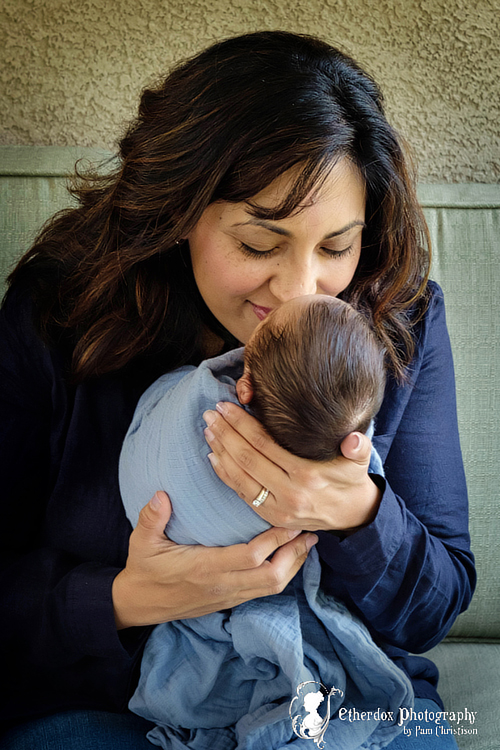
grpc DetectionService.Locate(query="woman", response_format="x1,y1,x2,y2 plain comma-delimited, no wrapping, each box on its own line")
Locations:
0,30,475,749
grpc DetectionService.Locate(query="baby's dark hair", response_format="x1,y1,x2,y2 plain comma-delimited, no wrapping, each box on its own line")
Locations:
245,297,386,461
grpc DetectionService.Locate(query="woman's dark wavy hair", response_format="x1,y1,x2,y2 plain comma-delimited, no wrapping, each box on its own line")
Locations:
8,30,430,383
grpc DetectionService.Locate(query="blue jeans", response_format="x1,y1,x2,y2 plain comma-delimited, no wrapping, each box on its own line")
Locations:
0,710,155,750
0,699,458,749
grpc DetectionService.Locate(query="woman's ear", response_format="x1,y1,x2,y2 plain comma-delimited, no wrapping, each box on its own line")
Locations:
236,368,254,405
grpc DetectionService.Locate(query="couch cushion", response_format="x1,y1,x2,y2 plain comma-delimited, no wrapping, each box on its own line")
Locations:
419,185,500,640
423,642,500,749
0,146,112,298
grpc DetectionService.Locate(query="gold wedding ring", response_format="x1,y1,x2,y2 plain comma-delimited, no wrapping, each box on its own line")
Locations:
252,487,270,507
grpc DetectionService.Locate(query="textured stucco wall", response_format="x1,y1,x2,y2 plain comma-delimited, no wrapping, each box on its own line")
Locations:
0,0,498,182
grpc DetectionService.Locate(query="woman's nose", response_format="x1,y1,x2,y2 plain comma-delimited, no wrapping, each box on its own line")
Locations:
268,260,318,302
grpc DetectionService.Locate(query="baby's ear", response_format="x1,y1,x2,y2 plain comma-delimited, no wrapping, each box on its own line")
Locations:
236,368,254,405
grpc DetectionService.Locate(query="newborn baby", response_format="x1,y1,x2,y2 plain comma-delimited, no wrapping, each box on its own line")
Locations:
118,295,412,750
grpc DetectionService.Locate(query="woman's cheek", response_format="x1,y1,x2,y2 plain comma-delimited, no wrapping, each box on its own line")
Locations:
221,259,268,298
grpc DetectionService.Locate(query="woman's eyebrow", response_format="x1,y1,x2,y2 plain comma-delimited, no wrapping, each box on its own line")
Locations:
232,219,290,237
231,218,365,238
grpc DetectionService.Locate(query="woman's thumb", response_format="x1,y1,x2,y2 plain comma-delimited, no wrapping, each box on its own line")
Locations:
136,491,172,541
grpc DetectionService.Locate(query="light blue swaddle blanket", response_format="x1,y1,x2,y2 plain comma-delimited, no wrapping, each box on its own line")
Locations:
119,348,413,750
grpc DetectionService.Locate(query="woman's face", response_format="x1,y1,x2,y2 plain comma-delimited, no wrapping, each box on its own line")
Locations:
187,158,366,345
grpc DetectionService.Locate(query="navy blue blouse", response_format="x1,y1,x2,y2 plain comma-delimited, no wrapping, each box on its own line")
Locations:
0,280,476,727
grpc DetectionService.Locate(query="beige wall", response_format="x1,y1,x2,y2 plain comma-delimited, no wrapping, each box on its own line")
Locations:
1,0,498,182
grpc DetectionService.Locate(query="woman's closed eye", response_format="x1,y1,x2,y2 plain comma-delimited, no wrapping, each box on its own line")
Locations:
321,244,355,259
238,241,278,259
238,241,355,260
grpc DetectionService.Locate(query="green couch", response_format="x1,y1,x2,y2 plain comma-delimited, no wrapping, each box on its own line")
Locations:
1,147,499,749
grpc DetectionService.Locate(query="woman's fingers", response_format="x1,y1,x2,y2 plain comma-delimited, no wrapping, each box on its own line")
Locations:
208,448,292,528
204,426,290,524
206,445,265,509
218,526,309,572
208,402,295,471
203,404,291,497
205,426,259,502
232,529,318,598
204,527,318,603
113,494,318,629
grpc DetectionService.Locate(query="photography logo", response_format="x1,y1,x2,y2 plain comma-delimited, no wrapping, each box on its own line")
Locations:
289,681,344,748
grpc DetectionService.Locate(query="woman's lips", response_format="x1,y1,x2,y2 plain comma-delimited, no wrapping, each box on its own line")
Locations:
251,304,273,321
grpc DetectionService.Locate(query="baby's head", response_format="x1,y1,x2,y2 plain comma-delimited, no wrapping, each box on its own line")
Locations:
241,295,386,461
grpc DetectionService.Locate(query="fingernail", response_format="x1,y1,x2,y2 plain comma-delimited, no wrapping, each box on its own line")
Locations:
204,427,215,443
216,402,228,416
150,492,162,510
306,534,319,550
203,410,216,426
288,529,302,539
207,452,218,467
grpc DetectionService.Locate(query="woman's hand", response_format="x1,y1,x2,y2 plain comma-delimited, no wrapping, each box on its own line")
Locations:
202,402,382,532
112,491,318,630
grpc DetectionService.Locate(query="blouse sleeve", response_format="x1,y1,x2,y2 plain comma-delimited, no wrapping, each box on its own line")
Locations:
0,289,150,721
315,282,476,654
